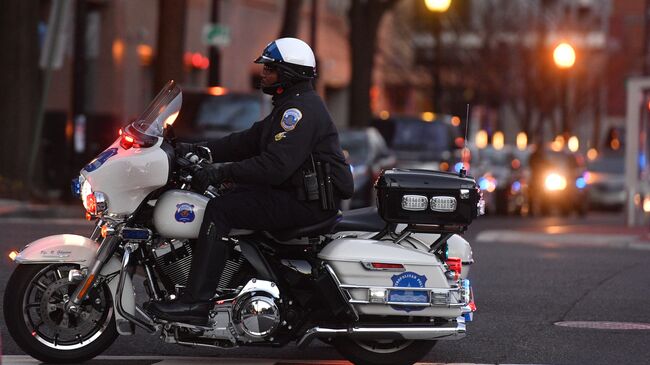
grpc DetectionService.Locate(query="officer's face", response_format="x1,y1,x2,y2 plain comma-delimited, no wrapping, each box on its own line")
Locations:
260,64,278,88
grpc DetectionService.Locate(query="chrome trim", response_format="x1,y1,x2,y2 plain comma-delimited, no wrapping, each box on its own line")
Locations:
95,191,108,214
297,316,466,348
339,284,465,308
116,245,157,333
324,264,359,321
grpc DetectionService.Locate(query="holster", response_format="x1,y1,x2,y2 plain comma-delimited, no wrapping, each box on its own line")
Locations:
299,155,337,210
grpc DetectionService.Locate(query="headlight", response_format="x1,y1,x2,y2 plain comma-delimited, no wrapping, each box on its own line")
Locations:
81,179,108,215
544,173,567,191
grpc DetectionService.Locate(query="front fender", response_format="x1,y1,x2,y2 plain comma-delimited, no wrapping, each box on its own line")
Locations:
14,234,136,334
15,234,99,265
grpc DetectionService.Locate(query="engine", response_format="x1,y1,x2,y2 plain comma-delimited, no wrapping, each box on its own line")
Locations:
152,239,246,293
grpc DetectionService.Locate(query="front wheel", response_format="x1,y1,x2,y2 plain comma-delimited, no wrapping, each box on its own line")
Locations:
334,338,436,365
4,264,118,363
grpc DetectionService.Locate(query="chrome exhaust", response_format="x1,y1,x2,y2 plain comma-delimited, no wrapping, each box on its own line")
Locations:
297,316,466,348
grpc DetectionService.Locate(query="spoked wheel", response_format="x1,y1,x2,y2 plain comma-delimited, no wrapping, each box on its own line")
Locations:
334,337,436,365
4,264,118,363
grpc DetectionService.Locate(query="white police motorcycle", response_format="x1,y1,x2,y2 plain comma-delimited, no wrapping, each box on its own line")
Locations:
4,81,482,365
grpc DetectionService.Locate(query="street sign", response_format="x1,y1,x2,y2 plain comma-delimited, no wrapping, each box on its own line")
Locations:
202,23,230,47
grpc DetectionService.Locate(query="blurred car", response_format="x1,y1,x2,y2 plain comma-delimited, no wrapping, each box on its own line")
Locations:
586,152,625,209
528,147,589,216
174,88,272,141
370,115,463,171
339,127,396,209
474,146,531,215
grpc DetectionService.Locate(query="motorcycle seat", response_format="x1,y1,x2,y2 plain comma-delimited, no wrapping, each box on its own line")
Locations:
335,207,387,232
268,210,343,242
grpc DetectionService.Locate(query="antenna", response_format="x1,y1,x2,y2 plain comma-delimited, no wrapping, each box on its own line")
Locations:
459,104,470,177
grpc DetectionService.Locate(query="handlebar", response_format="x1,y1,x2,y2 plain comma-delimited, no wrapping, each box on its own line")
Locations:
175,153,222,198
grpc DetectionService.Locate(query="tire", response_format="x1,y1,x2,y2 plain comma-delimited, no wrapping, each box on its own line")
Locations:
4,264,118,364
334,337,436,365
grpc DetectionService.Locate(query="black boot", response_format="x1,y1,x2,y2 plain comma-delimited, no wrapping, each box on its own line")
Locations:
147,222,229,325
146,295,211,325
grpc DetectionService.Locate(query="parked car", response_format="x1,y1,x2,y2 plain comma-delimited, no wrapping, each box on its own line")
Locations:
339,128,396,208
586,152,625,210
370,115,463,171
528,146,589,216
174,88,272,141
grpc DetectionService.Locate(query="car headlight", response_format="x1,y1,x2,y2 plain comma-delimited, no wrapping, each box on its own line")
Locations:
544,173,567,191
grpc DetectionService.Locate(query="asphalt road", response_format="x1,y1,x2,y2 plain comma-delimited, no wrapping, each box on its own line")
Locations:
1,212,649,364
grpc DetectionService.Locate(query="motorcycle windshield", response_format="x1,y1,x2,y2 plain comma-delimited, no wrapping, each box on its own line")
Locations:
131,80,183,137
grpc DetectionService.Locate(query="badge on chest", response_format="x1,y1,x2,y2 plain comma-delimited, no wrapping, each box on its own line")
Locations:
280,108,302,131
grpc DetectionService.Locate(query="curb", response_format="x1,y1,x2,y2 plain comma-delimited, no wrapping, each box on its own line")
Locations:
476,230,650,250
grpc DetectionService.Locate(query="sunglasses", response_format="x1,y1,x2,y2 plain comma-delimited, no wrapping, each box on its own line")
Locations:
263,64,277,73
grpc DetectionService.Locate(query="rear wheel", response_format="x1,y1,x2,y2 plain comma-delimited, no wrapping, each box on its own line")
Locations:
4,264,118,363
334,338,436,365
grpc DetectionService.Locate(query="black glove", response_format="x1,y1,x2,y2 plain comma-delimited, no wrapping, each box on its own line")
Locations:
193,164,227,193
175,142,198,158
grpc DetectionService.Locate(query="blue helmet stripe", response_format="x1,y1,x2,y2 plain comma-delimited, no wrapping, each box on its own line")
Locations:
263,41,284,62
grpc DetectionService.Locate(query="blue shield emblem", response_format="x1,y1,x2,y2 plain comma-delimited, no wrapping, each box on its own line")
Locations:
389,272,428,312
175,203,195,223
280,108,302,131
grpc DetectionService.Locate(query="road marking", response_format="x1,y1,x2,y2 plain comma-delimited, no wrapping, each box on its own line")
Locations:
554,321,650,330
476,230,650,251
0,356,549,365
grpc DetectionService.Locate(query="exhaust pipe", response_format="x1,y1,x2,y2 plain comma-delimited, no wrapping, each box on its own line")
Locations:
297,316,466,348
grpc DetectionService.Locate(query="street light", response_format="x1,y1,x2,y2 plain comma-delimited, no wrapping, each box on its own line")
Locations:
424,0,451,113
553,42,576,69
553,42,575,138
425,0,451,12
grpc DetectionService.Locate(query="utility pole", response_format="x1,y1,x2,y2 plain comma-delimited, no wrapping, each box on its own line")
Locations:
70,0,88,184
310,0,318,88
644,0,650,75
208,0,220,86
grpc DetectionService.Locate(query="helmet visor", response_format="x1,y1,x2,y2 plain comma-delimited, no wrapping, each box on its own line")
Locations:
254,41,283,64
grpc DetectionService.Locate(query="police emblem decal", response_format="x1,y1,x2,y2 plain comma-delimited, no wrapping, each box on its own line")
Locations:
389,272,428,312
83,148,118,172
280,108,302,131
175,203,195,223
274,132,287,141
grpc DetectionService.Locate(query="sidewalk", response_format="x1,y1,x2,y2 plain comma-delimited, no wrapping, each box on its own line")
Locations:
476,223,650,250
0,199,85,219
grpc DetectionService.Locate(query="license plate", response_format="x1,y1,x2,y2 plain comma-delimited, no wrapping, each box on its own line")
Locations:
387,289,429,304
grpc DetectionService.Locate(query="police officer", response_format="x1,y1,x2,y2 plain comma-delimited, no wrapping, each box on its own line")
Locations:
148,38,354,324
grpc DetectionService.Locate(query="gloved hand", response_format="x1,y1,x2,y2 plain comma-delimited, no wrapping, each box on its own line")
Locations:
175,142,198,158
193,164,228,193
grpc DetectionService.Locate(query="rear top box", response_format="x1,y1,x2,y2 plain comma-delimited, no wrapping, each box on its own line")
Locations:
376,169,482,229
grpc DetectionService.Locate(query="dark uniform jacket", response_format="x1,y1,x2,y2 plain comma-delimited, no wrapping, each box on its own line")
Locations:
206,81,354,199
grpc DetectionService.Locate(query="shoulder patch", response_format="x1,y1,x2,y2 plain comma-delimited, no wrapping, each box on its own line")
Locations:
280,108,302,131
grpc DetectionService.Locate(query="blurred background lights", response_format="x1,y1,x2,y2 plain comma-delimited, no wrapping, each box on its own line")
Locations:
587,148,598,160
424,0,452,12
451,116,461,127
553,42,576,69
516,132,527,151
421,112,435,122
379,110,390,120
492,131,504,150
568,136,579,152
475,130,488,149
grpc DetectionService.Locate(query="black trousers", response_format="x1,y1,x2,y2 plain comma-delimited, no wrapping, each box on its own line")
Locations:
185,185,337,301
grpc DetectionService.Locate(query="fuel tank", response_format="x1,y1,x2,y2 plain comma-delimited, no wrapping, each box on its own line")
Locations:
153,189,209,239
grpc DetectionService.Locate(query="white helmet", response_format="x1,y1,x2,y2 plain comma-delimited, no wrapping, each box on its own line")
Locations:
254,38,316,80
